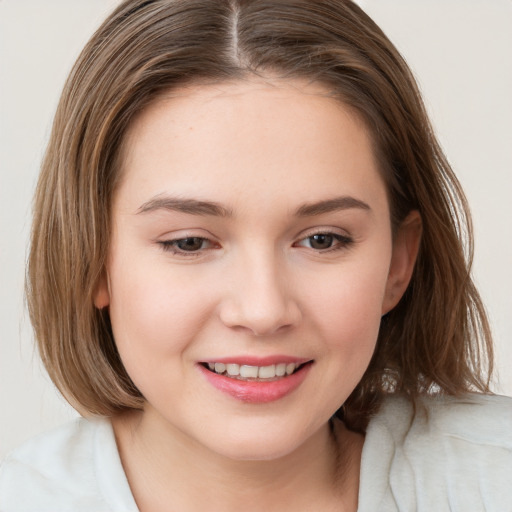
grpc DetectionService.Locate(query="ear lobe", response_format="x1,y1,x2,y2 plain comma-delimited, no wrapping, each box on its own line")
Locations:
382,211,422,315
93,270,110,309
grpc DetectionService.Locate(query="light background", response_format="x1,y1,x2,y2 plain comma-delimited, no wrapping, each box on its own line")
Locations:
1,0,511,458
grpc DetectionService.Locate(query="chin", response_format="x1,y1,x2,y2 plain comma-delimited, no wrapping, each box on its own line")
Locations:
198,419,319,462
214,439,300,462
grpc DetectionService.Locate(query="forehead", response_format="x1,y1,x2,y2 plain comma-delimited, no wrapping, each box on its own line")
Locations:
117,79,388,215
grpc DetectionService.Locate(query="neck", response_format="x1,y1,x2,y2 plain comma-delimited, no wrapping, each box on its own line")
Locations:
112,407,363,512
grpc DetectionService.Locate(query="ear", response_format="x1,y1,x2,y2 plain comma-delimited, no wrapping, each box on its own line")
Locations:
93,270,110,309
382,210,422,315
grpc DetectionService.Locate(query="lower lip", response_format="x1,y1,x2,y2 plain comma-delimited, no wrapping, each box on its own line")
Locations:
198,363,312,403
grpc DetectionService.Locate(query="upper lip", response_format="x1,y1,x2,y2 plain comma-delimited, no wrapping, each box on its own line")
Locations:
200,356,312,366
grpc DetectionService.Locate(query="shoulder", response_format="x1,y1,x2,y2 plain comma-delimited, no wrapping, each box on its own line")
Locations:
0,417,137,512
358,394,512,512
376,393,512,446
421,393,512,446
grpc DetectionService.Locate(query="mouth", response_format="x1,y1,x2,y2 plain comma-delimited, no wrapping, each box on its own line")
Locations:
198,358,314,403
200,361,312,381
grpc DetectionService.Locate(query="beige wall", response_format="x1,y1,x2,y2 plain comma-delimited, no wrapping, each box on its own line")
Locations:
1,0,511,458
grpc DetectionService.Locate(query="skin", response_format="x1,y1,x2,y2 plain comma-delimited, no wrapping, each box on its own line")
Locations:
95,79,421,511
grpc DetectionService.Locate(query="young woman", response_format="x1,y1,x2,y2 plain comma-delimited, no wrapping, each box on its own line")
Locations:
1,1,510,510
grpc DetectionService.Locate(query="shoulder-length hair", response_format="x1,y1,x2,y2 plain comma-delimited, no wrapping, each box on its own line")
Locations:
27,0,492,431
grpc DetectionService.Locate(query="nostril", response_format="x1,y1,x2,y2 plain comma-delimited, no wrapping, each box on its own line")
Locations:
218,274,302,335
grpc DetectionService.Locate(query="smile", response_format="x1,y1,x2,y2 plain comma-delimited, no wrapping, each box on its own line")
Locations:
198,359,313,403
204,362,302,380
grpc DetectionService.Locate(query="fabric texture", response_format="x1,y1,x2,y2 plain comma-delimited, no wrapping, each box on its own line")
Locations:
357,394,512,511
0,416,137,512
1,393,511,511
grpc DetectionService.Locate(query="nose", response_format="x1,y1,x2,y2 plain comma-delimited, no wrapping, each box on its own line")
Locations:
218,249,302,336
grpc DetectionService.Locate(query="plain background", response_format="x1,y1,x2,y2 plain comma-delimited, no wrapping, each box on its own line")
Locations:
1,0,511,459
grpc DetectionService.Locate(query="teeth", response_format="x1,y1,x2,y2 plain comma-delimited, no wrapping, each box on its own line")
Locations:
239,365,259,378
206,361,301,379
226,364,240,376
214,362,226,373
258,364,276,378
276,363,286,376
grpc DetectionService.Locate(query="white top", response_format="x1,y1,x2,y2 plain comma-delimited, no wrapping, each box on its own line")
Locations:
1,394,511,511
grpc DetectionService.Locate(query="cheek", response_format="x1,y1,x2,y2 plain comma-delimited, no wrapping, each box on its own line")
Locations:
107,256,216,372
302,252,390,365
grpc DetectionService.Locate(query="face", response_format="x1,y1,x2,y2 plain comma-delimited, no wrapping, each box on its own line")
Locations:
96,79,418,461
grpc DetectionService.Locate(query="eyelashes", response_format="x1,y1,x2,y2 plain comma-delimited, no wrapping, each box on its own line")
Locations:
158,231,354,257
158,237,217,256
293,232,353,252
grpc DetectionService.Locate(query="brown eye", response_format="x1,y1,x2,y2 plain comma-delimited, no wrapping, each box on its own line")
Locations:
308,234,334,250
295,232,353,252
159,237,212,254
175,237,206,251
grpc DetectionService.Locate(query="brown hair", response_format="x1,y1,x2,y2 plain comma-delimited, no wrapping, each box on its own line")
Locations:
27,0,493,430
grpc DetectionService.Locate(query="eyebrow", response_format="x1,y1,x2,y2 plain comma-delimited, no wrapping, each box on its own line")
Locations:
294,196,371,216
137,196,233,217
136,194,371,217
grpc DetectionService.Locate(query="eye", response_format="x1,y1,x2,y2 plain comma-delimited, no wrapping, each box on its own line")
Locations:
159,237,214,254
295,232,353,251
